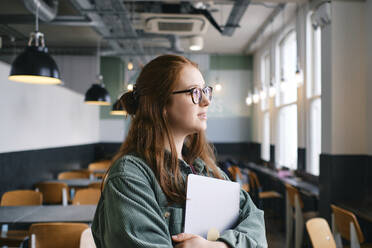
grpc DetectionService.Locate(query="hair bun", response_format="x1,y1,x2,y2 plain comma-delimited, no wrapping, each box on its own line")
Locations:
120,91,138,115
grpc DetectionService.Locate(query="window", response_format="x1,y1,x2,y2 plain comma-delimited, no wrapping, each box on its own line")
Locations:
306,13,322,176
278,31,297,106
275,30,298,170
261,111,270,161
260,53,270,161
277,104,298,169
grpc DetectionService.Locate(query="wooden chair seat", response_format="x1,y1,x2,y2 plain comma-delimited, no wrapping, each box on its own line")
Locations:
306,218,336,248
35,182,69,205
58,171,90,180
88,160,111,171
72,188,101,205
331,204,372,248
259,190,282,199
29,222,89,248
0,190,43,247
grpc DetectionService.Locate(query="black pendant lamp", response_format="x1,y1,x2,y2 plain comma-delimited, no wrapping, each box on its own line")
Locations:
85,75,111,106
8,5,61,85
110,98,127,116
84,39,111,105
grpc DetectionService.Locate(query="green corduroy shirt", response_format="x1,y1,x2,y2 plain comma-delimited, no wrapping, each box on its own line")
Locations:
91,154,267,248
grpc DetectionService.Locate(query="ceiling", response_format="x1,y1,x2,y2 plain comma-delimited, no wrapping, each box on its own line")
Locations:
0,0,304,63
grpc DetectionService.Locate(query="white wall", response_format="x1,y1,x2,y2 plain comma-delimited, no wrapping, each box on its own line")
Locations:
204,69,252,142
327,0,367,154
0,61,100,153
367,0,372,155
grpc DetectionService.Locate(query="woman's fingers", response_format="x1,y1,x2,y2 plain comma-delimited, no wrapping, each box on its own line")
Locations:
172,233,198,242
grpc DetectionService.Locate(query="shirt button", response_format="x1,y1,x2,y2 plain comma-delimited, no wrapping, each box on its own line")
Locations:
164,211,171,218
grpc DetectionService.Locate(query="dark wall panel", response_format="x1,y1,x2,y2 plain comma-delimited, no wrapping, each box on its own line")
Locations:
0,144,96,198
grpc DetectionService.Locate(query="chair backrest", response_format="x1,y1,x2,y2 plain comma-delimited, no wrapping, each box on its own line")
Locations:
58,171,90,180
0,190,43,206
29,222,89,248
306,218,336,248
330,204,364,243
79,228,96,248
34,182,69,204
88,160,111,171
285,184,304,209
248,171,263,193
72,189,101,205
227,166,242,182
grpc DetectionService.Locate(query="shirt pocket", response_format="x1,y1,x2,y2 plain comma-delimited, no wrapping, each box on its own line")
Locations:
161,206,184,236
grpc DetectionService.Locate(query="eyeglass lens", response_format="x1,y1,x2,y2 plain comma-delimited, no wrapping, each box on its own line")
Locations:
192,87,212,104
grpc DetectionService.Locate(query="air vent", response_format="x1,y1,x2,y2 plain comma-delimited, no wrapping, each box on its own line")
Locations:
141,13,208,35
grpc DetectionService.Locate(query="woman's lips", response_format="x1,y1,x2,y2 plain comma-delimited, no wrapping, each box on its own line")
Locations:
198,113,207,120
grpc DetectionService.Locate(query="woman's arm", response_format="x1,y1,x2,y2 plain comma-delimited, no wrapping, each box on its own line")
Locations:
217,189,267,248
93,174,173,248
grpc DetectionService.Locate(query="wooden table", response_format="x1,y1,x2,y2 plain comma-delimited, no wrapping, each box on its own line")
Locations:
0,205,96,225
44,179,101,188
244,162,319,197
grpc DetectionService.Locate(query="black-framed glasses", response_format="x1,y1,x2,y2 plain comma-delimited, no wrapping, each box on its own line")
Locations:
172,86,213,104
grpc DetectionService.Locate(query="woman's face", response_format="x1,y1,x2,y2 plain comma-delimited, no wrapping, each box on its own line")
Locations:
166,65,210,137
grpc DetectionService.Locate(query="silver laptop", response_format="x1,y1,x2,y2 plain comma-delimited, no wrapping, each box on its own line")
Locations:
184,174,240,239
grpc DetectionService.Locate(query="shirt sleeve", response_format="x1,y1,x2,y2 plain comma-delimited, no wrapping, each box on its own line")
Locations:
216,169,268,248
94,174,173,248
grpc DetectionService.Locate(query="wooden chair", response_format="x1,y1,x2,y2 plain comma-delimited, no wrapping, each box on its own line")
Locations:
88,160,111,171
35,182,69,205
306,218,336,248
285,184,318,248
0,190,43,247
79,228,96,248
331,204,372,248
58,171,90,180
248,171,282,209
88,160,111,178
29,222,89,248
72,189,101,205
1,190,42,206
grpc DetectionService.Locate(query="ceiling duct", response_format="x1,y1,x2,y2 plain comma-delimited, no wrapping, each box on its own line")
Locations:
141,13,208,36
23,0,58,22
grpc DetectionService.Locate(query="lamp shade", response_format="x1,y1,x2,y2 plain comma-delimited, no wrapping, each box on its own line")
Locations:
9,46,62,84
84,84,111,105
110,99,127,115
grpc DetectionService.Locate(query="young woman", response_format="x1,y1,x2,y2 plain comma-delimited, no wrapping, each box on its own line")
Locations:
92,54,267,248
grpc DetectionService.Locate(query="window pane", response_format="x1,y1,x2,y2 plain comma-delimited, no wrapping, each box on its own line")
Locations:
307,98,321,175
313,27,322,96
261,112,270,161
279,31,297,105
276,104,298,169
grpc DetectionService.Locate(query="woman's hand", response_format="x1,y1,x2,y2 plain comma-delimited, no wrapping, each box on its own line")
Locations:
172,233,229,248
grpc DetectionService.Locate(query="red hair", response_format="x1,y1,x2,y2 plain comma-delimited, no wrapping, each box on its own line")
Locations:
111,54,223,204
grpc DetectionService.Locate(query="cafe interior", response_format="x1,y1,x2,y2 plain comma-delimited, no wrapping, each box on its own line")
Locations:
0,0,371,247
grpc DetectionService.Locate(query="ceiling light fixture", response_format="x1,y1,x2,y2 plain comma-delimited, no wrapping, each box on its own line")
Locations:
84,39,111,105
8,3,61,84
127,61,133,71
189,36,203,51
215,83,222,92
110,98,127,116
127,84,134,91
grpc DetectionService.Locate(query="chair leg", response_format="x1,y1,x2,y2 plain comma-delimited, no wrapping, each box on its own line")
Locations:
286,192,293,248
332,213,343,248
294,195,303,248
350,222,361,248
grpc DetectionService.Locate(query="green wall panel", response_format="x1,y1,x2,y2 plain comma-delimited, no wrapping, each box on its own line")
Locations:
100,57,126,120
210,55,253,70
